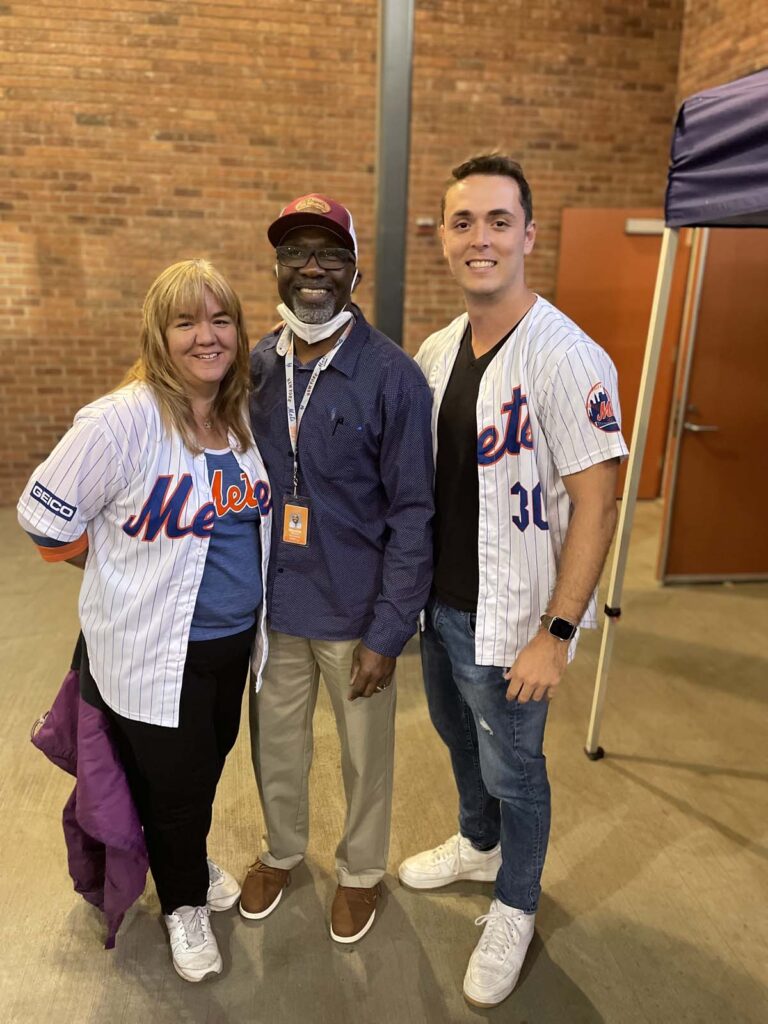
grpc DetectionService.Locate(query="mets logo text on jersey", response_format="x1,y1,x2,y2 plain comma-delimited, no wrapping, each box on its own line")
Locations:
586,382,620,433
122,471,271,542
477,387,533,465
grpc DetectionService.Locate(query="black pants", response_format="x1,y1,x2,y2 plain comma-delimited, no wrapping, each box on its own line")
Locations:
81,627,254,914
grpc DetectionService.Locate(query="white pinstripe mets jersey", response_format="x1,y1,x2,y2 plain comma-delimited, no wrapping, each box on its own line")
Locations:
416,296,628,668
17,382,272,727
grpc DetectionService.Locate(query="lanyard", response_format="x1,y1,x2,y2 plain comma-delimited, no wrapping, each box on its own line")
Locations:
284,321,353,495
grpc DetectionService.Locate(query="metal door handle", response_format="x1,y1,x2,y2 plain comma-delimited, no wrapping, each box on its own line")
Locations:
683,421,719,433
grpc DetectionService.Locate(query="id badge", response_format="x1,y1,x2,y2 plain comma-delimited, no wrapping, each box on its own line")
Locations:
282,496,311,546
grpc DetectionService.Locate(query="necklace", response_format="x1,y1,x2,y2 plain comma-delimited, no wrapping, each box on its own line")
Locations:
202,417,213,430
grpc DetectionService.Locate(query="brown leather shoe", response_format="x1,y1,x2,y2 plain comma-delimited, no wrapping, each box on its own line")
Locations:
239,859,291,920
329,883,382,943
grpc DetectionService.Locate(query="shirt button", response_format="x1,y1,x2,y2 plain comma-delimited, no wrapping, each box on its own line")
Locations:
277,568,284,574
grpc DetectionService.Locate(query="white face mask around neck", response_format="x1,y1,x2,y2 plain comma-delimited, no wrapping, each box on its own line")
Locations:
276,302,354,345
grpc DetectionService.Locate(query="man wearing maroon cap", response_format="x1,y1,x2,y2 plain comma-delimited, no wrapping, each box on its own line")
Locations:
241,194,434,944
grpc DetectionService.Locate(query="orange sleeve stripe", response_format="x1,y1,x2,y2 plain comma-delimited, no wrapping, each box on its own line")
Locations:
37,533,89,563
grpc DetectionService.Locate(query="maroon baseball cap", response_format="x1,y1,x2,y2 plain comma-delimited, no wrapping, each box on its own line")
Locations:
268,193,358,258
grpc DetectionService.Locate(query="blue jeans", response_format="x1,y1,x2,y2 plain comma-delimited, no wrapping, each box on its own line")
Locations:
420,597,551,913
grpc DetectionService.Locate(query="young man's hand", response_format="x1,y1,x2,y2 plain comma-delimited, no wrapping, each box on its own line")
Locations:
503,631,569,703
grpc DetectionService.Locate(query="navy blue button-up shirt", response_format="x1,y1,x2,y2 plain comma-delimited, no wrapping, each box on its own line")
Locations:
249,307,434,657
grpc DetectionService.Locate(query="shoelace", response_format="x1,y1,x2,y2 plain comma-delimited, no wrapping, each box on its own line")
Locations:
429,835,462,864
207,859,223,886
474,907,521,963
176,906,210,952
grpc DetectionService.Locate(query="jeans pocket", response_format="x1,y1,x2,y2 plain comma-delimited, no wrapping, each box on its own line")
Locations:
468,613,477,638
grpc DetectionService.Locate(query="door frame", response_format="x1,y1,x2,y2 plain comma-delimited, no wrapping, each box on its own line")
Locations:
657,227,708,581
657,227,768,583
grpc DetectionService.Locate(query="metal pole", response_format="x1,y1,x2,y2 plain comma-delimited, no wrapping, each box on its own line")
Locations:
374,0,415,345
585,227,680,759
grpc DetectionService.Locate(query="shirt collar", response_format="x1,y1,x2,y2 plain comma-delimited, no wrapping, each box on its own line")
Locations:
266,305,369,378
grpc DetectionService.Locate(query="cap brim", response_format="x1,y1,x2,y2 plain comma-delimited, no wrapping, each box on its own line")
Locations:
267,212,356,256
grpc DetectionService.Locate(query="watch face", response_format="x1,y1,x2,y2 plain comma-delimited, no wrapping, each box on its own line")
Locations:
550,616,576,641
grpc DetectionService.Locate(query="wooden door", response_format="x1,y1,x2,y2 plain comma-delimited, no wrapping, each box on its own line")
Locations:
555,209,689,497
659,229,768,580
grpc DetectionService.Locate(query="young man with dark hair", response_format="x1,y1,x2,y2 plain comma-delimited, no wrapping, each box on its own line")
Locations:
400,155,628,1007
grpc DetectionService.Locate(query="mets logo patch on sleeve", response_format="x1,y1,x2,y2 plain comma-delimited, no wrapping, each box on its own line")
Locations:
586,382,620,433
30,481,76,520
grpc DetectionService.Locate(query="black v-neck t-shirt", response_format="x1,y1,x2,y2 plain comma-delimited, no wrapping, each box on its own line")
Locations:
433,322,519,612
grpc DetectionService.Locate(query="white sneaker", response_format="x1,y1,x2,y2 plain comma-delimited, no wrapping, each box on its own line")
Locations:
463,899,535,1007
206,857,241,911
398,833,501,889
164,905,223,983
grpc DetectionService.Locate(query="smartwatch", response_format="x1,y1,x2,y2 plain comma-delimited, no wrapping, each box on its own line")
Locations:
540,614,577,642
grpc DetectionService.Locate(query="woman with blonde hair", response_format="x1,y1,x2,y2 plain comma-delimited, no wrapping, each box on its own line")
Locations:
18,259,271,982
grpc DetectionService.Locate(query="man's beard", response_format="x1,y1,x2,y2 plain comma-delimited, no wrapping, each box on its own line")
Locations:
291,293,336,324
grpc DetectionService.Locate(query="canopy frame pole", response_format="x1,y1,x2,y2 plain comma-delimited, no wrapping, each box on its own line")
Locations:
585,226,680,759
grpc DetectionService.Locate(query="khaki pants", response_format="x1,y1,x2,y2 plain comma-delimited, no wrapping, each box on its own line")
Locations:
250,630,396,887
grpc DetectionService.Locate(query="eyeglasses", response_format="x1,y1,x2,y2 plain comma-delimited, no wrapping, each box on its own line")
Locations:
275,245,355,270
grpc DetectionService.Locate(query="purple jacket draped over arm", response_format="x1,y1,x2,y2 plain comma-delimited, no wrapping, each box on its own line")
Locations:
31,668,148,949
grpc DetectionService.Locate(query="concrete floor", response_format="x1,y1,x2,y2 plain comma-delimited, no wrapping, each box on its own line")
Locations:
1,502,766,1024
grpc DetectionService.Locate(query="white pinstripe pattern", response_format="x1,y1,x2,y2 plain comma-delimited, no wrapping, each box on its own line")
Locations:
17,382,272,727
416,296,628,668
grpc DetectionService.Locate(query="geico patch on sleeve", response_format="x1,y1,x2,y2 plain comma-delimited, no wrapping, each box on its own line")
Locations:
30,481,77,521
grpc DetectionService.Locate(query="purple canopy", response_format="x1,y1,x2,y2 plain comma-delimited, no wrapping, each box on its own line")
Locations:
665,68,768,229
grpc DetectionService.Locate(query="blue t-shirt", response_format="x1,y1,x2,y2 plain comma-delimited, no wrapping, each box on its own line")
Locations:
189,449,263,641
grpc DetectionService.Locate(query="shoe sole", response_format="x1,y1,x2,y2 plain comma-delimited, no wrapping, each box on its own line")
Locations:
329,908,376,945
172,958,223,983
398,867,500,890
239,885,284,921
207,888,241,912
463,989,513,1009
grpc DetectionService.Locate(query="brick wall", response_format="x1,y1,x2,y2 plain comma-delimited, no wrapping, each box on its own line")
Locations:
1,0,378,503
6,0,761,502
677,0,768,100
403,0,685,352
